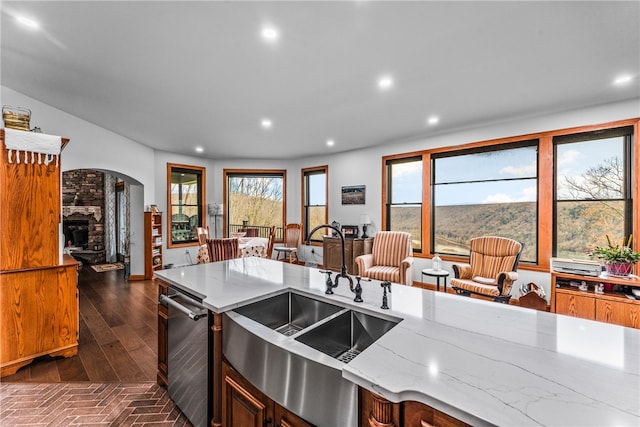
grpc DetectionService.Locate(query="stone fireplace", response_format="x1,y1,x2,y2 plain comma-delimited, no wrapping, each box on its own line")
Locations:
62,169,106,263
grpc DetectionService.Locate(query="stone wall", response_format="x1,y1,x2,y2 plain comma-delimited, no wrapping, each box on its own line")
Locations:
62,169,105,256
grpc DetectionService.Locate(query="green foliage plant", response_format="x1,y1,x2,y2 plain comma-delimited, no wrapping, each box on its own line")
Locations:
588,235,640,264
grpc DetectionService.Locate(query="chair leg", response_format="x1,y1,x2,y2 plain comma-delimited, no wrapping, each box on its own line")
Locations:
453,288,471,297
493,295,512,304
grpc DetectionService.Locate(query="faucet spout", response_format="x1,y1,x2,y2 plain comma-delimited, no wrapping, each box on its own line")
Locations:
307,224,355,295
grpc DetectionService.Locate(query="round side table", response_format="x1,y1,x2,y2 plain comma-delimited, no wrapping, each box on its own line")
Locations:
421,268,450,292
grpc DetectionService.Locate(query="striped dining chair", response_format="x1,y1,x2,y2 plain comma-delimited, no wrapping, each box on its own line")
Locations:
207,238,240,262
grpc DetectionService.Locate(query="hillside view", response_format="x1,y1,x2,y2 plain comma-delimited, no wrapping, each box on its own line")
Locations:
392,201,624,262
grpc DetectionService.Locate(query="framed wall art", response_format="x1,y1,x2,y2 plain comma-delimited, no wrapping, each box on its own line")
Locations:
341,185,365,205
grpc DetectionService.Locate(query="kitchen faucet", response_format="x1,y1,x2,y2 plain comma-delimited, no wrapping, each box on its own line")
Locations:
306,224,356,298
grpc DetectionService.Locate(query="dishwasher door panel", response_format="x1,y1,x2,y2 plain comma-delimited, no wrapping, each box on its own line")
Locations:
167,292,210,427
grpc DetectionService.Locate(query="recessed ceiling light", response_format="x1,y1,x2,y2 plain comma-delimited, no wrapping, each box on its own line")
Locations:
427,116,440,126
613,74,633,86
195,146,204,153
377,75,394,90
261,26,280,43
16,15,39,30
326,139,335,147
261,119,273,129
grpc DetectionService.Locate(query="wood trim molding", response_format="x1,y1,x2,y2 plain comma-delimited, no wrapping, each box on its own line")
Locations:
166,163,206,248
222,168,288,239
301,165,328,241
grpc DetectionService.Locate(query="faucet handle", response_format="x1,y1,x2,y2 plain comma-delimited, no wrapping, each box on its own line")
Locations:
381,281,392,293
319,270,334,294
380,281,391,309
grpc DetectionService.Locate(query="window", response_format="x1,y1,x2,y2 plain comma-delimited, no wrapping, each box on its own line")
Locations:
554,127,633,259
386,157,423,252
432,142,538,262
167,164,205,247
302,166,328,242
224,170,286,239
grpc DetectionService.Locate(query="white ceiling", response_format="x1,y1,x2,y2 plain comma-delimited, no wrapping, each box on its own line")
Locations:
2,1,639,160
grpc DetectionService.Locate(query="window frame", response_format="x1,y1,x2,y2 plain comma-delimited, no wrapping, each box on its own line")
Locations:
552,126,634,258
385,156,424,253
166,163,206,248
223,169,287,241
431,139,539,263
302,165,328,244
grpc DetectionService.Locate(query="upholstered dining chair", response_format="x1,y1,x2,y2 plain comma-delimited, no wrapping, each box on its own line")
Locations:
195,226,211,263
274,223,301,263
265,226,276,259
450,236,523,303
355,231,413,285
207,238,240,262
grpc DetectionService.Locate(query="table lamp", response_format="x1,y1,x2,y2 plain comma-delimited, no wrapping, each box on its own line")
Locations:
360,214,371,238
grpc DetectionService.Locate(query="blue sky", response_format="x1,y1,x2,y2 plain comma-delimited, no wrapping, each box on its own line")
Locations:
391,136,623,206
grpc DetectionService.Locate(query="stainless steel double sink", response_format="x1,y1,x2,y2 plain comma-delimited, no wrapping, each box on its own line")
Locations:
233,291,400,363
223,290,401,427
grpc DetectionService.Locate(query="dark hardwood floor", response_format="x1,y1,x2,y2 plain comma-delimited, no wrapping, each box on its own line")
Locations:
2,265,159,383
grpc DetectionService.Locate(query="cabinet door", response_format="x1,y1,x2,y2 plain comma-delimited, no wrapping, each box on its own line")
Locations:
0,137,61,270
403,401,470,427
274,404,313,427
596,299,640,328
322,238,342,272
1,264,78,374
555,292,595,320
222,361,273,427
156,280,169,386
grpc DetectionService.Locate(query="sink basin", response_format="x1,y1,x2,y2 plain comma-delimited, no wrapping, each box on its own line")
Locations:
233,292,343,336
295,310,399,363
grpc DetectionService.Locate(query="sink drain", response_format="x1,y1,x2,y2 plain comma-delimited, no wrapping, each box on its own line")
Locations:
337,348,361,363
276,323,303,336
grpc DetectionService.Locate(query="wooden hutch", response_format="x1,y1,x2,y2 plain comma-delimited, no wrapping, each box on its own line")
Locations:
0,128,79,377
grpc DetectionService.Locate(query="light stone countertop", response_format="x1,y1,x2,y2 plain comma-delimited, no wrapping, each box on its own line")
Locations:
155,257,640,427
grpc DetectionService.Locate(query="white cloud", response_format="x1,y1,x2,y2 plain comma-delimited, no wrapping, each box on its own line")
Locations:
557,149,580,167
483,193,514,203
391,160,422,177
500,160,536,177
482,185,537,204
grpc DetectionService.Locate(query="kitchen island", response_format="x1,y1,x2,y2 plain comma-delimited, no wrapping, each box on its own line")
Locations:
155,257,640,427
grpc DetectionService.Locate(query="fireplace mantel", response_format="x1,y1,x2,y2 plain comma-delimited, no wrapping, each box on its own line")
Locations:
62,206,102,222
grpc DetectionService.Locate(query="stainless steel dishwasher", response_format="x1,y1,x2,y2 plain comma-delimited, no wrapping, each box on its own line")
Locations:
160,287,210,427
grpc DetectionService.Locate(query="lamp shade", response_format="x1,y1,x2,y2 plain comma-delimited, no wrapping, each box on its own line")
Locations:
360,214,371,225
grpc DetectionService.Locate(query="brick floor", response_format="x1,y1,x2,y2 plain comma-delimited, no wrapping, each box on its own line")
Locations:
0,382,192,426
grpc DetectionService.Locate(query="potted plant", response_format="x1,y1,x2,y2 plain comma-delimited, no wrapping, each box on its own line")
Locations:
588,235,640,276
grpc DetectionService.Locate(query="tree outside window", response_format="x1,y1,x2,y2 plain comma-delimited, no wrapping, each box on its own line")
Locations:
225,170,286,239
554,127,633,259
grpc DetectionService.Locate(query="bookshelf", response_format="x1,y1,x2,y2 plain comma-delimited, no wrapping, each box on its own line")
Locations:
144,211,163,279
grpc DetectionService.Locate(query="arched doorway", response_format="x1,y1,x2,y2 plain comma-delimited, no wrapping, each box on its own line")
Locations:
62,168,145,277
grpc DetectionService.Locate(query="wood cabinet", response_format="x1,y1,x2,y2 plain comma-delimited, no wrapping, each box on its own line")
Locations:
157,280,169,387
222,360,313,427
552,271,640,328
144,211,163,279
360,388,469,427
0,129,78,377
323,237,373,275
